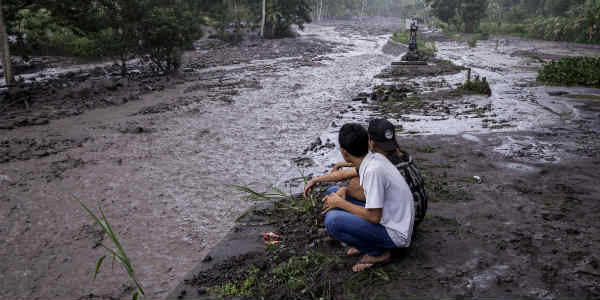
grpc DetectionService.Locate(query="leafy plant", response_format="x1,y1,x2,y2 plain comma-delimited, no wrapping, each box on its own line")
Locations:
538,56,600,88
80,202,144,300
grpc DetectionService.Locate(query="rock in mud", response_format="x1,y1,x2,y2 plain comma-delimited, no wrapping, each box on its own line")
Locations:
47,157,86,182
548,91,570,96
118,122,156,134
372,84,414,102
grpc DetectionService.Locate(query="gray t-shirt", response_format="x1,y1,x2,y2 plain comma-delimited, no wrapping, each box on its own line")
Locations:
359,152,415,247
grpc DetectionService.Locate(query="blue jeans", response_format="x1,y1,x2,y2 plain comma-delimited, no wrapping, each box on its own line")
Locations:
324,186,397,257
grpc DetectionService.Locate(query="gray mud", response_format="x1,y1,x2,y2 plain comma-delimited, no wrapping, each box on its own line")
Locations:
2,18,600,299
0,19,402,299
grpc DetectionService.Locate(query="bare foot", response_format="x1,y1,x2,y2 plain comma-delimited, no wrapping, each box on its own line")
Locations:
352,251,392,272
346,248,361,256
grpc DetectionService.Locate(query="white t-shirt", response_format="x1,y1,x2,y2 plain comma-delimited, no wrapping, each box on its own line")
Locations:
359,152,415,247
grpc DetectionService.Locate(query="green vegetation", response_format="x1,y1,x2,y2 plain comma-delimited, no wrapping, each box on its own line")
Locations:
272,252,340,294
459,74,492,96
311,0,427,21
80,202,144,300
468,38,478,48
233,180,319,213
0,0,316,84
428,0,600,44
426,0,488,33
209,266,260,298
538,57,600,88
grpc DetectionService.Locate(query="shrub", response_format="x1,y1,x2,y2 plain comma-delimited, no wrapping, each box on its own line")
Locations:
537,56,600,88
139,6,202,73
468,38,477,47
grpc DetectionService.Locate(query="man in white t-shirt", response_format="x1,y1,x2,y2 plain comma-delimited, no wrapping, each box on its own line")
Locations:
322,122,415,272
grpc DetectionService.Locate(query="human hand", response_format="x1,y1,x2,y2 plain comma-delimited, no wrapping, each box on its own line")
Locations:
303,179,317,199
322,192,344,215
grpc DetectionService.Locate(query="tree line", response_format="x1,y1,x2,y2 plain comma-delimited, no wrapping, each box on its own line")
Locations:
310,0,426,21
426,0,600,43
0,0,314,89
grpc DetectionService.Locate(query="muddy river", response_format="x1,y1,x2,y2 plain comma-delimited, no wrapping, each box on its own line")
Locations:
1,18,599,298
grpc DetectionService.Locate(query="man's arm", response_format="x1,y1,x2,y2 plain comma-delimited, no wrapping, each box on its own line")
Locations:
303,168,358,198
330,161,354,173
323,192,382,223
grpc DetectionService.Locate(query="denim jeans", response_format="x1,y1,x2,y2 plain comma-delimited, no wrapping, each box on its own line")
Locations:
324,186,397,257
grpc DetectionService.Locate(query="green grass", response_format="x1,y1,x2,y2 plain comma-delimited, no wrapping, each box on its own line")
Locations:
272,252,339,295
80,202,145,300
209,266,260,298
233,180,318,213
538,56,600,88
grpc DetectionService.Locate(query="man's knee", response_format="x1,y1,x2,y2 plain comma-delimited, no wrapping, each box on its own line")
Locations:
326,186,340,195
324,210,343,234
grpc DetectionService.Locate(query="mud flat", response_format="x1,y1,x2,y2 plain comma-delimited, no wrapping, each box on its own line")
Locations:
2,18,600,299
0,19,404,299
169,24,600,299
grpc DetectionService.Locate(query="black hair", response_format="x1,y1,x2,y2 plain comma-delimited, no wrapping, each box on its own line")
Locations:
339,123,369,157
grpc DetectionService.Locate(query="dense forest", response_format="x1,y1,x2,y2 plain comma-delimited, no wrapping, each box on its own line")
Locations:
427,0,600,42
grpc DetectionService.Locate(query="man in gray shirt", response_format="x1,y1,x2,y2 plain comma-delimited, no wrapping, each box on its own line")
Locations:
322,122,415,272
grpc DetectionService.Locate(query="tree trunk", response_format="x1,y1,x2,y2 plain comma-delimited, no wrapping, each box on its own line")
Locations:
260,0,266,38
0,0,15,90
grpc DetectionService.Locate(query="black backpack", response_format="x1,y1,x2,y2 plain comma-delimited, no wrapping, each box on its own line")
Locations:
390,151,428,228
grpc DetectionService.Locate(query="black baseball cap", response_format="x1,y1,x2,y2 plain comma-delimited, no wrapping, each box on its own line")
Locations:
368,119,399,152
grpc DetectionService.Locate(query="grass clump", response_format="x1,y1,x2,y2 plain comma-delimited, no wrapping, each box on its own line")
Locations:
209,266,260,298
272,252,339,295
459,72,492,96
467,37,478,48
538,57,600,88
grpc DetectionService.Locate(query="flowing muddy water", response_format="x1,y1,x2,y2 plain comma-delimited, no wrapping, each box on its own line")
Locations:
3,19,600,298
322,35,600,166
0,23,398,298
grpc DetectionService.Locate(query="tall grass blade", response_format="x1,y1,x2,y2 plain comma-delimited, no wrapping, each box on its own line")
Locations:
79,200,145,298
94,255,106,279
